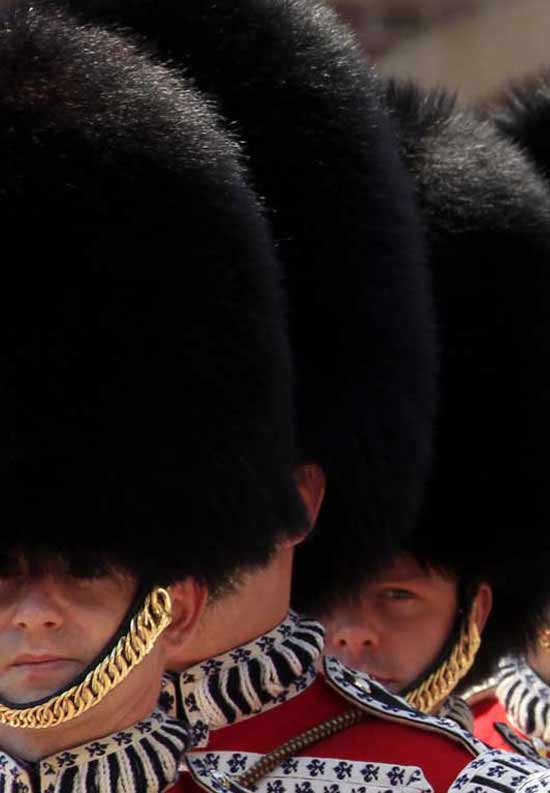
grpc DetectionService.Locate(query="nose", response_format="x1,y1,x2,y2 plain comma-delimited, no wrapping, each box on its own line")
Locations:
325,622,378,667
12,581,64,631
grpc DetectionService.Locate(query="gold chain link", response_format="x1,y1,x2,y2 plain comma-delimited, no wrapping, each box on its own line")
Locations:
405,609,481,714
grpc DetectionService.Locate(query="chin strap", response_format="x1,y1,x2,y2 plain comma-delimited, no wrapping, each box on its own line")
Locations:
404,608,481,714
0,586,172,729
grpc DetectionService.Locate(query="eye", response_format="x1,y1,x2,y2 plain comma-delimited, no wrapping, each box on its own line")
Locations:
382,588,416,600
68,574,110,590
70,576,96,586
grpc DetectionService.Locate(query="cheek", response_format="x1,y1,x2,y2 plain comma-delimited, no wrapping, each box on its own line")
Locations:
404,608,456,670
0,609,17,663
385,611,447,662
68,587,136,651
322,617,341,643
77,606,126,649
385,622,443,688
425,588,459,645
0,607,14,630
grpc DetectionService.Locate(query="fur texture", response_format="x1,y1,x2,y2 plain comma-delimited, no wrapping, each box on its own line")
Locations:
52,0,438,610
493,72,550,182
385,80,550,687
0,4,305,589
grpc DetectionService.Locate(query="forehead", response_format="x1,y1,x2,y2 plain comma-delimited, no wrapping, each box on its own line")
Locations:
367,553,454,585
0,551,135,582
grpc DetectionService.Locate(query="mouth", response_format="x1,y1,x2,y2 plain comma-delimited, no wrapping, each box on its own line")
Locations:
11,655,78,671
0,655,83,705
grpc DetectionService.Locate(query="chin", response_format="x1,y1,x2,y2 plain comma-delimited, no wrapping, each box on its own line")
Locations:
0,662,81,705
0,682,61,705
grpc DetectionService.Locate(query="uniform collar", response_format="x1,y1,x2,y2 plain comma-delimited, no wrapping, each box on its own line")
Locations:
437,694,475,732
161,611,324,747
0,708,190,793
497,656,550,746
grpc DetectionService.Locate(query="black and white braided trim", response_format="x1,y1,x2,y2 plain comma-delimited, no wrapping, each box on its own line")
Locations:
497,657,550,745
0,709,189,793
449,748,550,793
162,611,324,746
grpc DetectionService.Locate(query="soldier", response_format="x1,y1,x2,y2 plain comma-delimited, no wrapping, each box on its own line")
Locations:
47,0,550,790
0,3,307,790
454,72,550,755
311,80,550,758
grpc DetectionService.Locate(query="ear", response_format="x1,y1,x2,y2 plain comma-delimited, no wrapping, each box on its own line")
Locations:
294,462,326,529
472,582,493,635
160,578,208,655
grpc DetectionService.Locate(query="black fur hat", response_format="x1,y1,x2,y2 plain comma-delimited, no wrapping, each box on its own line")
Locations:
0,3,305,591
53,0,438,611
384,81,550,686
492,72,550,182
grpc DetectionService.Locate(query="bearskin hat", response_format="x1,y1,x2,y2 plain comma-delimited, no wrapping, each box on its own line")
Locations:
0,3,305,591
384,80,550,687
492,72,550,182
53,0,438,611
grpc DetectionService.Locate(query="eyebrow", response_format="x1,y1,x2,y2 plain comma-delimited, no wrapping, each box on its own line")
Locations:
369,574,431,585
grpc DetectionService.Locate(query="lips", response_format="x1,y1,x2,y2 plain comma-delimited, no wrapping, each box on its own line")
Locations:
12,654,74,667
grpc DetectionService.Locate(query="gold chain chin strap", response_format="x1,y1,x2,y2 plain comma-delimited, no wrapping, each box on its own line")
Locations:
0,586,172,729
405,609,481,714
538,628,550,651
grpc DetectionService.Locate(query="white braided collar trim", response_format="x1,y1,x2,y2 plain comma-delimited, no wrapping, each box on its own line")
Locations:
164,611,324,744
497,656,550,744
0,708,189,793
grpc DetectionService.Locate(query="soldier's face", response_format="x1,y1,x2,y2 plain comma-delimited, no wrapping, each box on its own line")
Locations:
323,554,459,692
0,558,137,704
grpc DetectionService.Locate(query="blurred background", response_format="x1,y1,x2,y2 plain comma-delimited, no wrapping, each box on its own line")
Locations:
329,0,550,105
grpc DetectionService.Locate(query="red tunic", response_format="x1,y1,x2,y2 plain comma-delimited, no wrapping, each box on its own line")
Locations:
472,696,520,750
471,693,547,764
181,675,478,793
168,782,187,792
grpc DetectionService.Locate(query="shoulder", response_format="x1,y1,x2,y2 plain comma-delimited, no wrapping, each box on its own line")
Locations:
323,656,485,756
467,692,550,765
464,679,499,710
465,663,550,764
449,749,550,793
469,693,513,749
